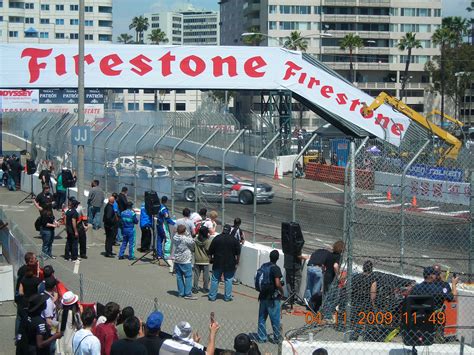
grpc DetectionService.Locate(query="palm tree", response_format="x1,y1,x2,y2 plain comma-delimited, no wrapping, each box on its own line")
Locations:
129,16,149,44
242,26,265,46
148,29,168,45
432,27,457,126
397,32,422,100
283,31,309,52
117,33,133,44
442,16,469,46
340,34,364,83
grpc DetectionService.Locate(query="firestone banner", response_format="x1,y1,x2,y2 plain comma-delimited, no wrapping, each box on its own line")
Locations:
0,44,411,146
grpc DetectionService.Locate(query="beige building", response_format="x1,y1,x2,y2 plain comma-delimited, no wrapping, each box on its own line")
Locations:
0,0,113,43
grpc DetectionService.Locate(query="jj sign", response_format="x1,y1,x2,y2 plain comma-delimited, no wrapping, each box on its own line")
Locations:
71,126,91,146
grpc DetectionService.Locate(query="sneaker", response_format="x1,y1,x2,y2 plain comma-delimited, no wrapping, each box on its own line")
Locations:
128,257,136,261
192,289,199,294
50,255,57,259
77,257,82,261
224,298,233,302
184,296,198,300
202,288,210,293
118,256,125,260
81,255,88,259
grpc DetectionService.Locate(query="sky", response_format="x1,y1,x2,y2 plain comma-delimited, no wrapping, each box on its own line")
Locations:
113,0,472,39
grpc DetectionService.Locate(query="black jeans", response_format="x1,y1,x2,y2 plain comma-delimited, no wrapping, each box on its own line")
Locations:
140,227,152,251
65,233,78,260
105,226,115,256
79,228,87,257
285,267,302,295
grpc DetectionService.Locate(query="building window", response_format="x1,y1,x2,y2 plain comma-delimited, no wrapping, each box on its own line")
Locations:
159,103,171,111
152,23,160,28
280,5,311,14
70,4,78,11
99,34,112,41
9,16,23,23
25,31,38,38
56,19,64,25
128,103,139,111
98,6,112,13
70,33,79,39
175,103,186,111
434,9,441,17
40,18,50,24
69,19,78,25
56,4,64,11
269,5,277,14
268,21,277,30
143,103,156,111
151,16,159,21
389,8,398,16
401,8,416,16
176,89,186,94
85,34,93,40
143,89,154,94
0,2,3,7
9,31,19,38
25,17,35,24
55,33,65,39
40,4,49,11
99,20,112,27
418,8,430,17
85,20,93,26
40,32,49,38
112,102,124,110
85,6,93,12
9,2,24,8
25,3,34,9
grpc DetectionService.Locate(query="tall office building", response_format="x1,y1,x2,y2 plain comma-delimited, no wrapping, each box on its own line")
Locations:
220,0,443,128
0,0,113,43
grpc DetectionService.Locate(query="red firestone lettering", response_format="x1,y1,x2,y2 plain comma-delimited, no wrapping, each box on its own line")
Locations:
244,56,266,78
130,54,152,76
375,113,389,129
391,123,404,136
211,56,237,77
321,85,334,99
21,48,52,83
159,51,175,77
282,61,302,80
180,55,206,77
349,99,360,112
336,93,348,105
55,54,67,76
73,54,95,75
99,54,122,76
298,73,307,84
307,77,321,88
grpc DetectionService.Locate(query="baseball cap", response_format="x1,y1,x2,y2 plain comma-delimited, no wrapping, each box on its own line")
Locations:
234,333,251,354
173,321,192,340
146,311,164,331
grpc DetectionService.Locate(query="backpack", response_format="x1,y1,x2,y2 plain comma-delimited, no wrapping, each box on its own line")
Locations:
34,216,42,231
255,262,274,295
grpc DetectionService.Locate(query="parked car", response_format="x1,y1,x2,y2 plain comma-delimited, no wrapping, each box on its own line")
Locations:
105,156,169,179
174,173,274,205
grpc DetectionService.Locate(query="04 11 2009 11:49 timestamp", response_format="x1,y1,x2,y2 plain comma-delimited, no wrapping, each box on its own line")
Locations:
305,311,447,326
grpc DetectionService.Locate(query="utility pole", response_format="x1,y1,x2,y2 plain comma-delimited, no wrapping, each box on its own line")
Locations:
77,0,85,203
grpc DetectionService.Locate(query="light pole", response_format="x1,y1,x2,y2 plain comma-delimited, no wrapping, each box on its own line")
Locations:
77,0,85,204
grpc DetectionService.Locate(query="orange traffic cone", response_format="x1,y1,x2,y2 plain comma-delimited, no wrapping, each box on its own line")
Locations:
411,195,417,207
273,167,280,180
387,187,392,201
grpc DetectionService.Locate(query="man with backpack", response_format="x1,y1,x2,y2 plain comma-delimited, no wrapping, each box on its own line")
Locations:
256,250,284,344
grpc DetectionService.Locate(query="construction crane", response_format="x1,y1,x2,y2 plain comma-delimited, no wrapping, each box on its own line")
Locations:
362,92,463,165
427,109,464,128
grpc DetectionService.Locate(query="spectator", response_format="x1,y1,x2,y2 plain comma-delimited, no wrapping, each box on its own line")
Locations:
304,248,327,302
94,302,120,355
117,306,135,339
176,207,196,237
103,196,118,258
157,196,175,260
112,192,120,245
139,202,152,253
57,291,82,354
88,179,105,230
256,250,284,343
205,210,218,237
18,264,41,316
110,316,147,355
39,208,59,259
323,240,345,294
116,187,129,244
137,311,165,354
39,163,54,191
34,185,55,213
173,224,197,300
118,201,139,261
72,307,101,355
56,169,68,211
10,154,23,190
41,277,59,331
16,252,38,293
193,226,211,294
433,264,454,297
25,294,63,355
38,265,55,293
234,333,252,354
64,199,80,262
312,349,328,355
191,208,208,236
74,197,89,260
161,321,219,355
208,224,241,302
411,266,457,310
330,153,338,166
230,218,245,245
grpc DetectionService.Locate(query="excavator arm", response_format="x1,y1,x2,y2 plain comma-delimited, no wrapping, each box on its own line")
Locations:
363,92,462,164
427,109,464,128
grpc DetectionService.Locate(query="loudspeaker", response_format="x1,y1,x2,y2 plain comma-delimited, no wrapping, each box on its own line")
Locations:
144,191,160,216
61,169,76,188
26,159,37,175
401,295,436,347
281,222,304,256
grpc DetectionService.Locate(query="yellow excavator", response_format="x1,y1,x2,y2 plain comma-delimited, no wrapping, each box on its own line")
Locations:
362,92,463,165
427,109,464,129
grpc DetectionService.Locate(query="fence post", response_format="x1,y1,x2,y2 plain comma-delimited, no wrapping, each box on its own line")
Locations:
222,130,245,225
151,126,173,191
194,130,219,212
171,128,195,216
79,273,84,302
45,114,66,161
91,122,111,179
400,140,430,275
253,132,281,243
133,125,154,203
61,119,79,170
116,124,137,190
103,123,123,196
291,133,319,222
53,116,75,161
36,116,57,160
31,116,49,155
469,172,474,283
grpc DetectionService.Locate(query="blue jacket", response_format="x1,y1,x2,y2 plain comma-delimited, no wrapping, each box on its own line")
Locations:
120,209,138,231
140,203,152,228
158,204,175,226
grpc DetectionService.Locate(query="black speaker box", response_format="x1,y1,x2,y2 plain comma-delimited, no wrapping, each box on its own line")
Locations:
26,159,37,175
401,295,436,347
61,169,76,188
145,191,160,216
281,222,305,256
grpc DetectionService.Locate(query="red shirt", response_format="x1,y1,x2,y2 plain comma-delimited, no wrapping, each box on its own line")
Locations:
93,322,118,355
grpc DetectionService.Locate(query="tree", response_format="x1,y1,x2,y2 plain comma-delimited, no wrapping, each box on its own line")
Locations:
339,34,364,83
283,31,309,52
432,27,457,126
397,32,422,100
148,29,168,45
117,33,133,44
242,26,265,46
129,16,149,44
442,16,469,46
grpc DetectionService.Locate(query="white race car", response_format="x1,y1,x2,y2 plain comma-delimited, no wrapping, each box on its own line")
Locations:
105,156,169,179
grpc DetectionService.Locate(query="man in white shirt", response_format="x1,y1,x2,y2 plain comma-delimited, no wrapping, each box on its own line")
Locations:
176,208,196,238
72,307,101,355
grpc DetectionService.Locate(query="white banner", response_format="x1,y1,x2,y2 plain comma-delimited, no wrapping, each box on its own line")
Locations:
0,44,411,145
0,89,39,112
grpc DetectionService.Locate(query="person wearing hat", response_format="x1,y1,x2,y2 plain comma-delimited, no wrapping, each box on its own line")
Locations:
109,316,146,355
234,333,252,354
64,199,80,262
137,311,165,353
161,320,220,355
72,307,101,355
23,294,63,355
57,291,82,354
118,201,138,260
411,266,458,310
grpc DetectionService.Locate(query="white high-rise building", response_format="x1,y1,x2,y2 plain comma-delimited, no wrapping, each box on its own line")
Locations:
0,0,113,43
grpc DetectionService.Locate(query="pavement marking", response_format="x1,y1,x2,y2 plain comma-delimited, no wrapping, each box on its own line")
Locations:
424,210,469,217
373,199,392,203
362,193,383,196
323,183,344,192
421,254,430,258
366,203,399,208
418,206,440,211
279,183,290,189
367,196,384,200
73,261,80,274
